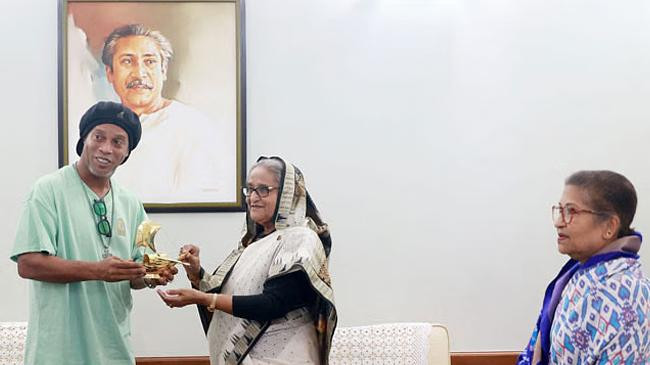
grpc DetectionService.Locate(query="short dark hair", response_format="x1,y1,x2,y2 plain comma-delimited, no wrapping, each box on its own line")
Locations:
565,170,637,237
102,24,173,74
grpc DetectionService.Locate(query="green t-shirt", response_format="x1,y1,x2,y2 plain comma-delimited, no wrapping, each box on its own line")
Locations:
11,165,147,365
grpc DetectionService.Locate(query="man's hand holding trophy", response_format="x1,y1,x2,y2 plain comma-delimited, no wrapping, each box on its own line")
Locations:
136,220,186,287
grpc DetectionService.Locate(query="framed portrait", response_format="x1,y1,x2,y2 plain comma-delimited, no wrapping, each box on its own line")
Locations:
58,0,247,212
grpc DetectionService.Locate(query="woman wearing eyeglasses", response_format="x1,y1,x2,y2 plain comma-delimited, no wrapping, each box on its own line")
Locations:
157,156,337,365
518,170,650,365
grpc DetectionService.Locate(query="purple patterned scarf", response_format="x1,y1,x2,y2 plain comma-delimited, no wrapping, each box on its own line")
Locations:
517,233,642,365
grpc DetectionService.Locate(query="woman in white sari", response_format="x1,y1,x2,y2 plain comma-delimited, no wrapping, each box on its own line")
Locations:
158,156,336,365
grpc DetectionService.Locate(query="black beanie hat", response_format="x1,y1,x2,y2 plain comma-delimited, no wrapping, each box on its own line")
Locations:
76,101,142,164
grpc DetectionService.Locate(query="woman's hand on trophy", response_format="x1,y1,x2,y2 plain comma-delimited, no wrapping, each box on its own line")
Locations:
179,244,201,283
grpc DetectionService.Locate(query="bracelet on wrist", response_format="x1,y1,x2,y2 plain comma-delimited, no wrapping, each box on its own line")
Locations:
207,293,219,312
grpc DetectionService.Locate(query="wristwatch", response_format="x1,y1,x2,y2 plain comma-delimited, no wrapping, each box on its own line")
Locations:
143,278,156,289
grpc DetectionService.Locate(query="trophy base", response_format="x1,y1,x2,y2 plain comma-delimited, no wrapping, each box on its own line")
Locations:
144,273,160,280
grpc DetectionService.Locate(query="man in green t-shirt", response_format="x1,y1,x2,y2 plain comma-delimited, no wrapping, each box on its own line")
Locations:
11,101,177,365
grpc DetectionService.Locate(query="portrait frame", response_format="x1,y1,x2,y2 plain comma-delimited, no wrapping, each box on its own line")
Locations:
58,0,247,213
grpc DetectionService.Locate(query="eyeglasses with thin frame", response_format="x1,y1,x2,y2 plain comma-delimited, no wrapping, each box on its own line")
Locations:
242,185,278,198
551,203,607,225
93,199,112,238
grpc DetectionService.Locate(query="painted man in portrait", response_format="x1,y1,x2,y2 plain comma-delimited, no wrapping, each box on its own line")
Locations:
102,24,231,204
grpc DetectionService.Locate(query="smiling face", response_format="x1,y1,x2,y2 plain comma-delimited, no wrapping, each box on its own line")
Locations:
105,35,167,115
246,166,280,233
78,124,129,179
554,184,619,263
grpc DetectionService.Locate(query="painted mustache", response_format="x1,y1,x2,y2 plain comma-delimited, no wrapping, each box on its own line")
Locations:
126,79,153,89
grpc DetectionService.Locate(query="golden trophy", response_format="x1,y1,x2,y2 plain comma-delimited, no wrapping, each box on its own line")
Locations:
136,220,187,279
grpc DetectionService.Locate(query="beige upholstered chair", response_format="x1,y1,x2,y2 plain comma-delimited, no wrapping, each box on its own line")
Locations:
329,322,450,365
0,322,27,365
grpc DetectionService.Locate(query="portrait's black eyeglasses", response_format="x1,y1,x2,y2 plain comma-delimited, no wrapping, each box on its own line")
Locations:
551,204,607,225
93,199,112,238
242,185,278,198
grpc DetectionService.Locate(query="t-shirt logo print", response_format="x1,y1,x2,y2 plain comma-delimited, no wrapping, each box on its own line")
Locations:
116,218,127,237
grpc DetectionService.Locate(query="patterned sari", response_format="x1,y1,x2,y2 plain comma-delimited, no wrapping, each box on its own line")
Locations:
195,157,337,365
518,233,650,365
